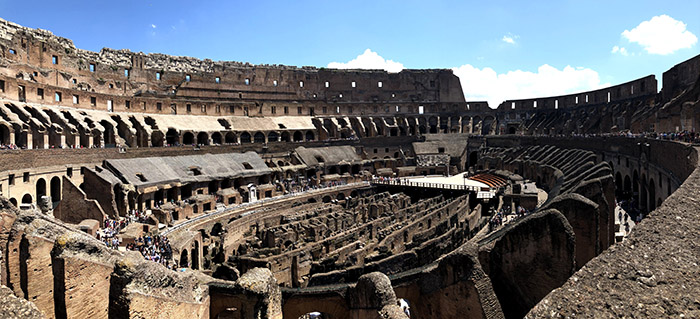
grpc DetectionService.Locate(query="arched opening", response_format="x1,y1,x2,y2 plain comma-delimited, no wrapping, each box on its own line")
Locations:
183,132,195,145
211,132,222,145
293,131,303,142
281,131,291,142
0,124,10,144
191,241,200,270
208,180,219,194
468,151,478,167
336,193,345,201
268,131,279,143
254,132,266,143
390,127,398,136
9,198,17,207
211,223,223,237
180,250,189,268
50,176,61,203
240,132,252,143
35,178,46,202
305,131,315,141
151,131,164,147
196,132,209,145
615,172,623,196
419,125,427,134
166,128,179,146
508,127,516,134
224,132,237,144
322,196,332,203
21,194,32,204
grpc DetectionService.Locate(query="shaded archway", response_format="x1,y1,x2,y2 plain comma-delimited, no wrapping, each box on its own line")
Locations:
36,178,46,202
293,131,303,142
268,131,279,143
240,132,252,143
50,176,61,203
224,132,237,144
9,198,17,207
180,250,189,268
183,132,195,145
166,128,179,146
211,132,222,145
0,124,10,144
305,131,315,141
281,132,291,142
254,132,266,143
196,132,209,145
151,130,164,147
21,194,32,204
468,151,478,168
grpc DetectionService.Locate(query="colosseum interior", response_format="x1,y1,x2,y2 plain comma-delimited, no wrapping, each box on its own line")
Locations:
0,16,699,319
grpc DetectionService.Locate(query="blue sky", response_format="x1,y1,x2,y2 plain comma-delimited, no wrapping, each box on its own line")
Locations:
1,0,699,106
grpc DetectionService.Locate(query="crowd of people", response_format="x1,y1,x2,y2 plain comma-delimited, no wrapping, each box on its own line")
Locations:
125,234,174,269
0,143,19,150
488,205,530,232
280,178,348,195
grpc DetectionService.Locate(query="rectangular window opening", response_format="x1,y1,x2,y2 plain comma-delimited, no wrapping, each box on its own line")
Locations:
245,78,250,85
378,81,383,88
351,81,356,88
37,88,43,99
325,81,329,88
299,81,304,88
89,63,95,72
90,97,96,106
52,55,58,64
156,72,161,80
55,92,62,102
215,77,220,84
186,74,191,82
273,80,278,86
72,95,79,104
418,105,424,114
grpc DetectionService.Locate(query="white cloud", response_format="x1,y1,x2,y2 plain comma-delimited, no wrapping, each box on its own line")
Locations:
622,15,697,55
611,45,629,56
452,64,607,108
502,34,519,44
151,24,157,29
327,49,404,73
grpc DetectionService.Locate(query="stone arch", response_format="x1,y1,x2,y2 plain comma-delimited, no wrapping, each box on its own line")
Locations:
224,132,237,144
240,132,252,143
254,131,266,144
183,132,195,145
624,175,632,194
211,132,222,145
268,131,279,143
36,178,46,202
180,250,189,268
50,176,61,203
197,132,209,145
151,130,164,147
293,131,303,142
428,116,438,133
0,124,11,144
21,193,32,204
468,151,478,168
9,198,17,207
508,127,516,134
281,131,291,142
166,128,179,146
191,241,200,270
640,173,648,211
305,131,315,141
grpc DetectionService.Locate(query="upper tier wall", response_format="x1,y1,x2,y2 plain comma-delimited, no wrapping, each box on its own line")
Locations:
662,53,700,101
495,75,658,112
0,18,466,108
